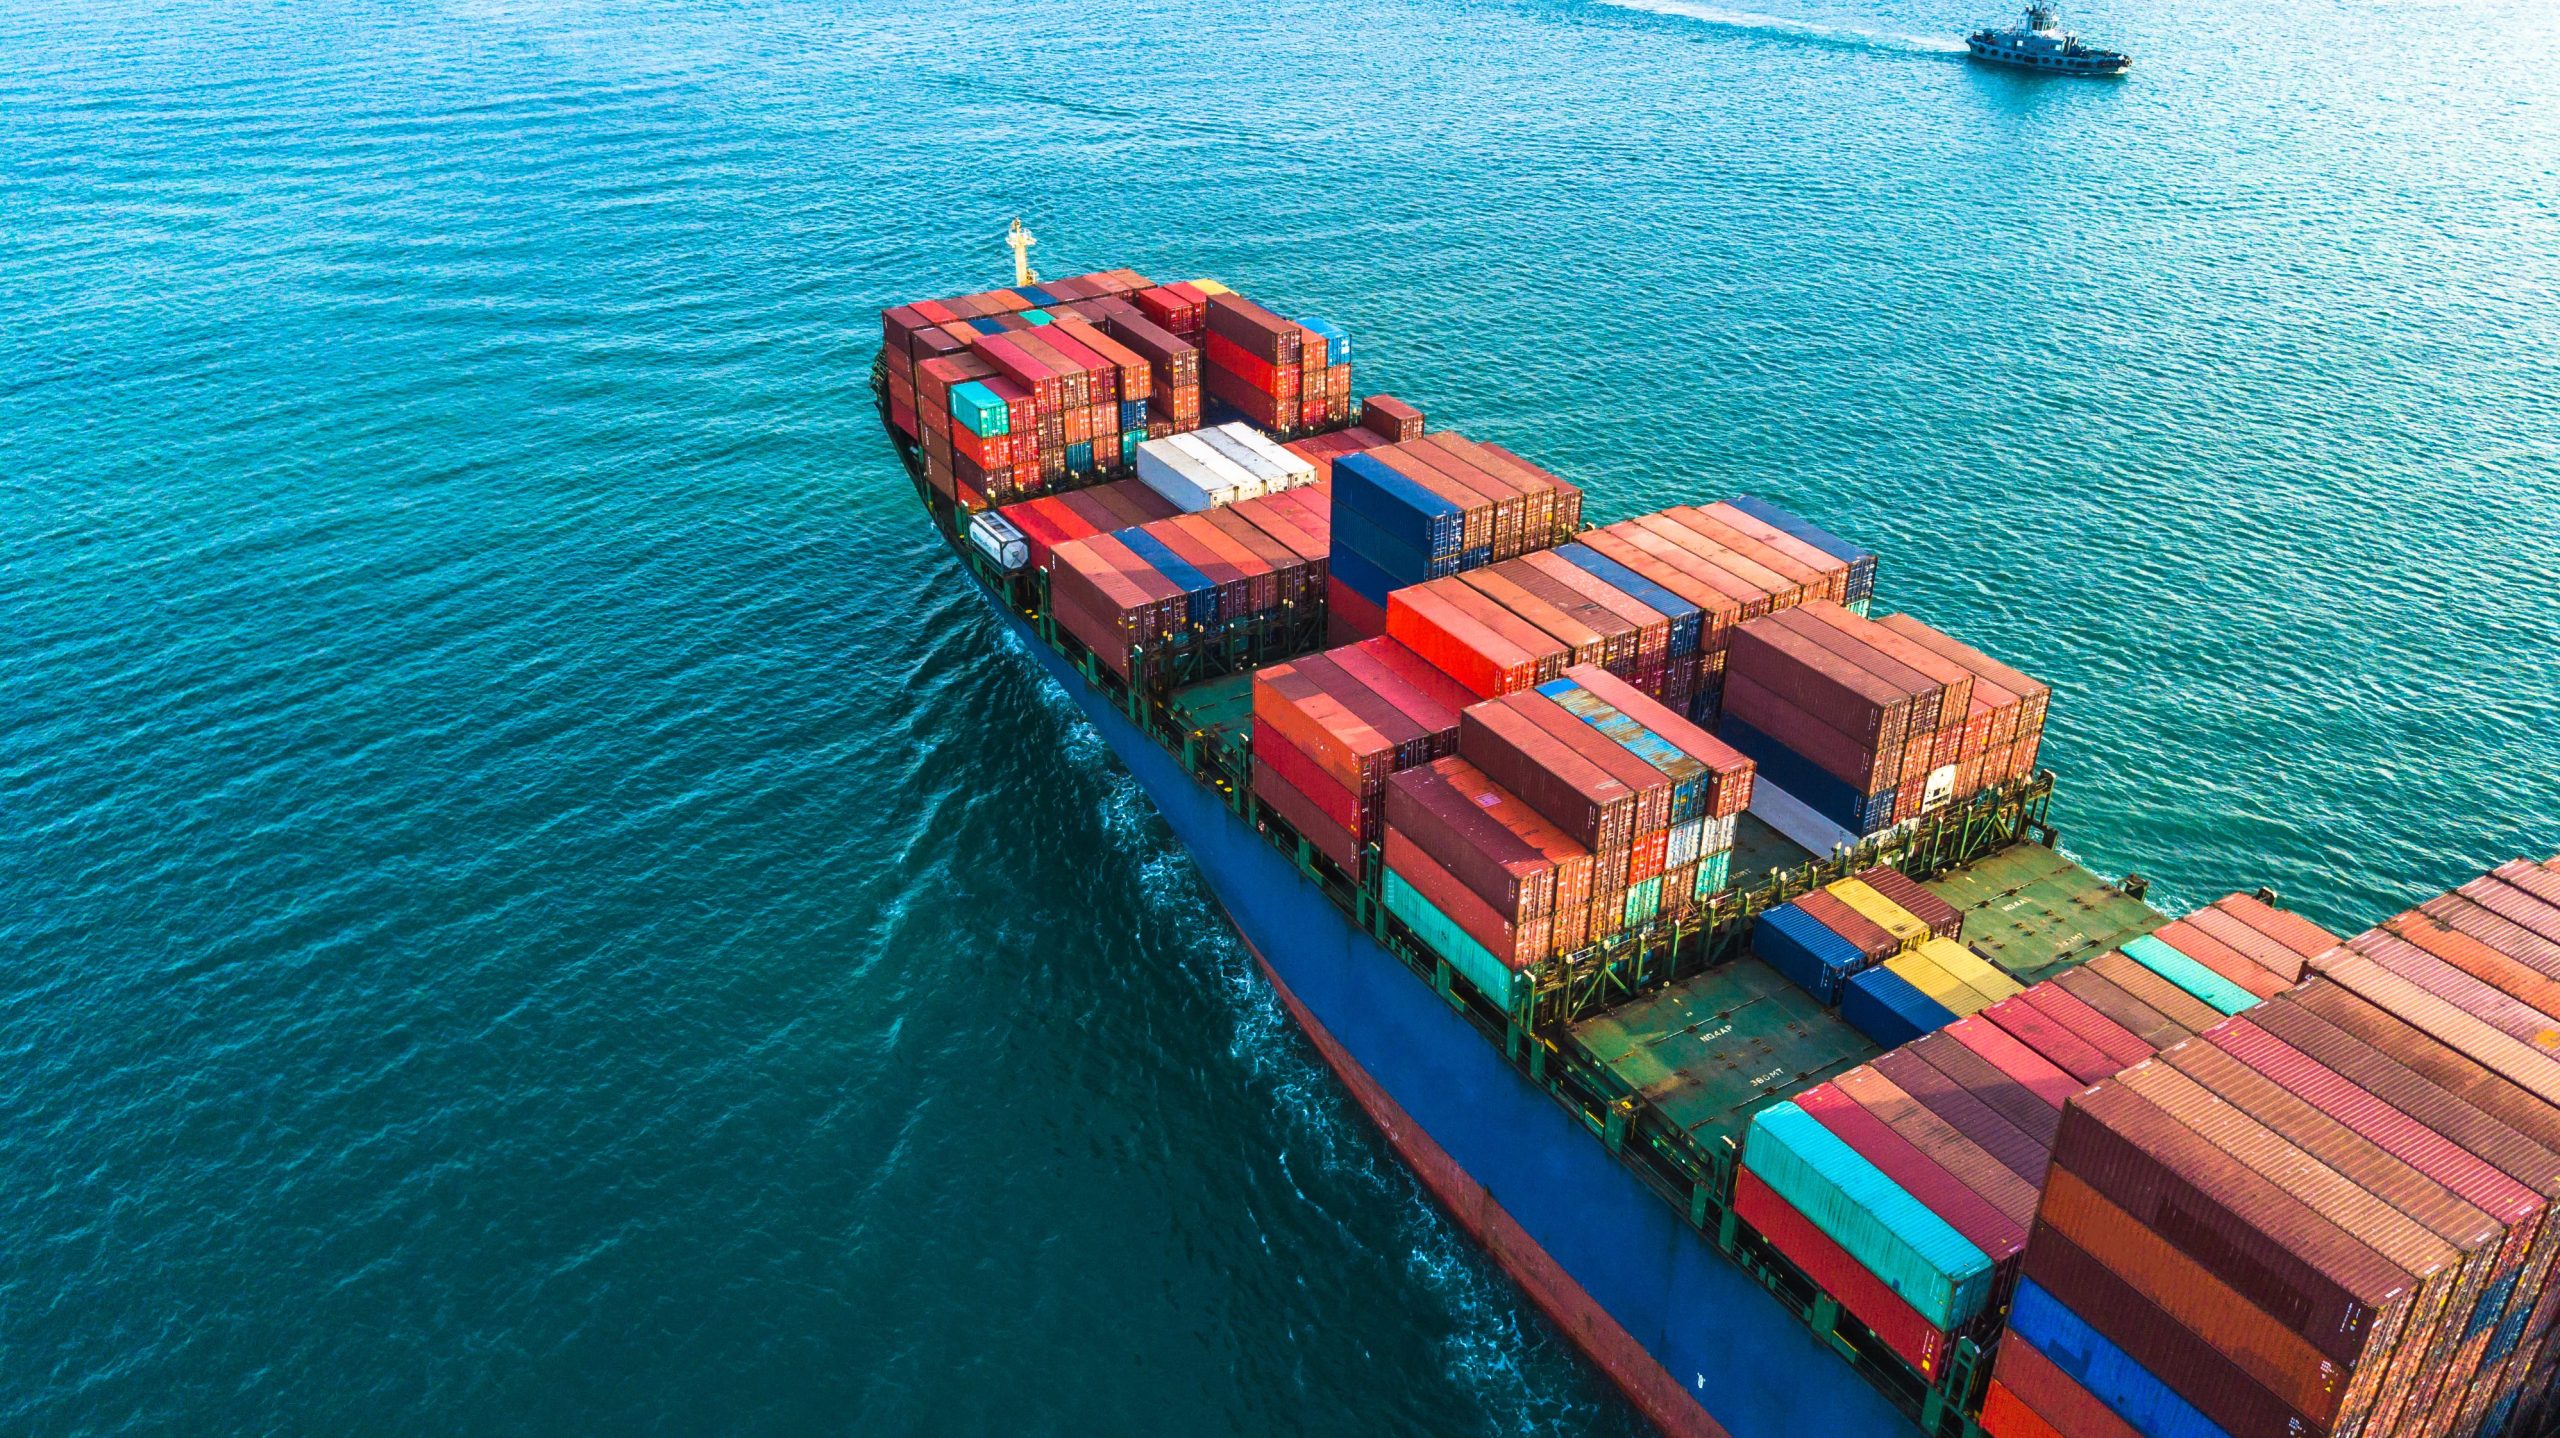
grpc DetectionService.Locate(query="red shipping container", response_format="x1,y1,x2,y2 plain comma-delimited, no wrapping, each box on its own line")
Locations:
1984,992,2119,1085
2019,984,2156,1072
2086,950,2226,1036
2151,916,2297,997
1796,1081,2026,1262
1871,1047,2050,1186
1383,827,1552,965
1976,1380,2062,1438
1385,760,1558,921
1836,1065,2040,1228
2051,967,2187,1053
1457,700,1637,854
1733,1168,1953,1380
1993,1334,2146,1438
1327,576,1388,646
1907,1031,2063,1149
1360,394,1425,442
1253,758,1359,874
1253,727,1361,836
1946,1014,2083,1113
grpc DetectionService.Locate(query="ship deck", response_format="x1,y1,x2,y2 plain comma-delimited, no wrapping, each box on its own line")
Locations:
1562,843,2160,1149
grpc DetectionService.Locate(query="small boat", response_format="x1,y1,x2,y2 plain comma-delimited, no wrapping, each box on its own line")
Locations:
1966,4,2130,75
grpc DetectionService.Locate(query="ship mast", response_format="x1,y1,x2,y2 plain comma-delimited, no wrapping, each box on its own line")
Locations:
1006,218,1038,287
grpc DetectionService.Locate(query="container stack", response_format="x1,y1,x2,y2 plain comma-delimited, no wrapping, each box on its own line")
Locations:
883,272,1343,509
1728,495,1877,613
1743,895,2347,1412
1202,293,1353,439
1331,435,1587,644
881,270,1171,508
1046,494,1330,679
1415,665,1752,960
1985,864,2560,1438
1132,422,1319,512
1718,604,2052,837
1248,638,1477,876
993,479,1180,571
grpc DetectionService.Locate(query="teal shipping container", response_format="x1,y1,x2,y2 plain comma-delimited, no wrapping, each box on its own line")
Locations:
1697,849,1731,899
1382,869,1526,1011
1625,875,1664,927
1743,1102,1994,1330
950,381,1010,437
2122,933,2259,1015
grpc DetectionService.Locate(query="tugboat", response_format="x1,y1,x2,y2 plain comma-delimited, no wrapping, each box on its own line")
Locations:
1966,4,2130,75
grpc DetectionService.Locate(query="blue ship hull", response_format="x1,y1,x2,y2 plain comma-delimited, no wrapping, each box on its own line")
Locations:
991,603,1917,1438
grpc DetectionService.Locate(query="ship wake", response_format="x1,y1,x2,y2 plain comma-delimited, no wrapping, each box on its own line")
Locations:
1592,0,1969,56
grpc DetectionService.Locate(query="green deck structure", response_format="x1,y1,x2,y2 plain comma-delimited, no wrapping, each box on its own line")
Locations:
1573,956,1880,1149
1568,842,2160,1155
1726,812,1819,892
1920,843,2164,985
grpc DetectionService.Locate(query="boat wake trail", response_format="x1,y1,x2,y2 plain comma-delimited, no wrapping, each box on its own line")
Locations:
1591,0,1969,57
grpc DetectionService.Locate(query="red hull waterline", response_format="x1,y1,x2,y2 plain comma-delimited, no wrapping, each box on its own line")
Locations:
1240,928,1730,1438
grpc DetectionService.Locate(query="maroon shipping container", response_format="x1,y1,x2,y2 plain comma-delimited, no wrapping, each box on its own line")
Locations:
2115,1056,2471,1435
1853,866,1962,939
2022,983,2156,1072
1946,1014,2083,1113
1253,726,1360,836
1994,1334,2144,1438
2052,967,2191,1055
1836,1065,2040,1227
1385,760,1559,921
1457,700,1637,854
1721,670,1900,793
2052,1081,2414,1366
1795,1081,2026,1261
2023,1218,2326,1438
2170,912,2310,993
1464,569,1612,667
1985,991,2118,1085
1358,393,1425,442
1907,1031,2063,1149
1796,888,1898,962
2086,950,2227,1037
1253,757,1358,873
2039,1163,2352,1427
1664,507,1834,609
1383,828,1552,966
1633,513,1804,609
1872,612,2052,728
1872,1048,2050,1186
1766,605,1944,736
1495,692,1677,834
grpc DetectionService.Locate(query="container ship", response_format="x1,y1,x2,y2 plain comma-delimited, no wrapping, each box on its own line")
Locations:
873,246,2560,1438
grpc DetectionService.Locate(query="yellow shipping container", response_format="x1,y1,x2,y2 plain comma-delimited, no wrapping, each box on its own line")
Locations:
1919,937,2025,1004
1188,278,1234,296
1827,879,1930,951
1884,951,1994,1017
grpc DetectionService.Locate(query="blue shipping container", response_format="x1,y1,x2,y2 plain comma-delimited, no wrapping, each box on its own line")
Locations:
1839,966,1957,1049
1753,904,1869,1005
1335,453,1464,556
1065,439,1095,475
1119,398,1148,429
1728,495,1877,602
1114,527,1218,627
1012,285,1060,307
1301,316,1351,362
1329,505,1444,590
1552,543,1704,656
2008,1281,2233,1438
1328,545,1405,609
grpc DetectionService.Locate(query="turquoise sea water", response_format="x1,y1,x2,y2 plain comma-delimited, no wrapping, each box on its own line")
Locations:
7,0,2559,1432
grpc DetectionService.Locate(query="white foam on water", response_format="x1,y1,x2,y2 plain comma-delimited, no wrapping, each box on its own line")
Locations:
1592,0,1970,56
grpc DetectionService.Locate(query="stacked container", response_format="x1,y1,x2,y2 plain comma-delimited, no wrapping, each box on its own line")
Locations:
1719,604,2052,836
1133,422,1319,512
1330,434,1586,643
994,479,1180,571
1247,638,1476,875
881,270,1172,506
1412,664,1752,959
1046,490,1329,678
1380,756,1593,998
1727,495,1877,611
1203,294,1309,435
1745,894,2348,1417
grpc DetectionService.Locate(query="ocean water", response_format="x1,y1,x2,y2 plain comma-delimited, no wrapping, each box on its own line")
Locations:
6,0,2558,1433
